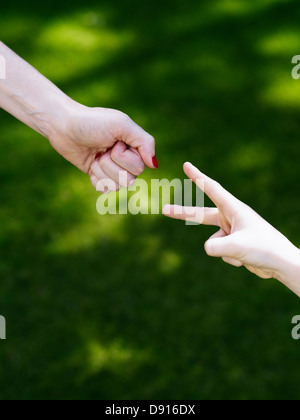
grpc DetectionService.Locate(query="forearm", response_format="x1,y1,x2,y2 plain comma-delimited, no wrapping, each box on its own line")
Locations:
0,42,74,139
274,245,300,297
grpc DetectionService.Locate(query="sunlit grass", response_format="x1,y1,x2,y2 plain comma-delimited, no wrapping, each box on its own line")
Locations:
29,11,135,82
158,250,182,274
70,78,119,107
83,339,149,377
261,71,300,108
258,30,300,56
0,15,40,43
166,0,292,34
227,142,274,171
211,0,291,16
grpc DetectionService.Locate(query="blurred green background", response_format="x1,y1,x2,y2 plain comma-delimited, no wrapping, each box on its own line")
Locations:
0,0,300,400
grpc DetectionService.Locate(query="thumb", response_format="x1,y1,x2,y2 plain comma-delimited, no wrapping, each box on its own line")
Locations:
118,116,157,169
205,235,239,258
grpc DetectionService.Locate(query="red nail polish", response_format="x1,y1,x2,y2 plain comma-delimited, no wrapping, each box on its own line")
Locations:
152,156,159,169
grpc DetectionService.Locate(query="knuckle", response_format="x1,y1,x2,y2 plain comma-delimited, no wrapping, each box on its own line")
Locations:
204,241,213,256
135,162,145,176
112,182,120,192
113,112,132,138
147,134,155,146
127,176,136,187
116,111,131,126
120,173,135,187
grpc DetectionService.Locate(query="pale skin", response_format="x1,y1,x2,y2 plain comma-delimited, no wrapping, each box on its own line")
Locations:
163,163,300,298
1,43,299,298
0,42,158,192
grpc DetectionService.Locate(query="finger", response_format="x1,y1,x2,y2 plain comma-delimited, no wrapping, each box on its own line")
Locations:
90,174,116,194
204,234,239,258
244,265,272,279
90,174,99,190
99,151,136,187
209,229,227,240
111,141,145,176
90,160,119,192
183,162,241,212
118,116,157,169
96,179,118,193
222,257,243,267
163,205,220,226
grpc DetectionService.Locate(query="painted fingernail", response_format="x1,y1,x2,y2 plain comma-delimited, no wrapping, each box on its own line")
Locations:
152,156,159,169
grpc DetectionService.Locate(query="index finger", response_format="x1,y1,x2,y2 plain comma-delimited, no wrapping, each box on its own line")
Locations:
183,162,241,213
117,115,157,169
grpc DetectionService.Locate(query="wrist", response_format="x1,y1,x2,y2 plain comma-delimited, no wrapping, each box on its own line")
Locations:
48,99,90,143
273,244,300,295
35,94,79,141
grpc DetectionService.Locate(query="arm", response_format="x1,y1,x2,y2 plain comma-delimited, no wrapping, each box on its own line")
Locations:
163,163,300,297
0,42,158,191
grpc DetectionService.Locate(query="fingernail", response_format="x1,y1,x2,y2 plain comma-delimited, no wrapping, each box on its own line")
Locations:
152,156,159,169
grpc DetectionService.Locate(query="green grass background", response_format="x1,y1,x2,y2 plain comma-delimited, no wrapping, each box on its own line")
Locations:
0,0,300,400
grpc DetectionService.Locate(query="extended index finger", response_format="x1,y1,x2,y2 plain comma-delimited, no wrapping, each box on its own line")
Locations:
183,162,241,212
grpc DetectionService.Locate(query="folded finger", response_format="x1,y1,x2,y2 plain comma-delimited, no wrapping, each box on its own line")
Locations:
90,159,119,193
90,174,99,189
111,142,145,176
222,257,243,267
99,151,136,188
209,229,227,240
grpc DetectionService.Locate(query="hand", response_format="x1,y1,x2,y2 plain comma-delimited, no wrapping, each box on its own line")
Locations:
163,163,300,282
0,43,157,192
49,105,157,193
